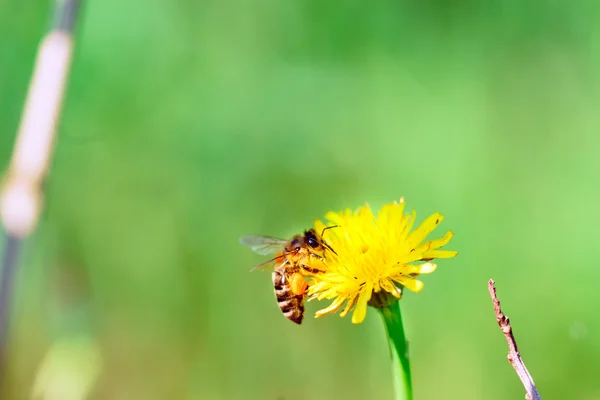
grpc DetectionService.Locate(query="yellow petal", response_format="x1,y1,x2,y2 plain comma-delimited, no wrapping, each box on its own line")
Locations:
398,250,427,264
421,250,458,259
372,279,382,293
400,210,417,239
407,213,443,249
407,231,455,261
379,278,400,297
315,296,347,318
395,277,424,293
399,262,437,276
351,284,373,324
379,201,405,225
427,230,454,249
324,211,347,226
416,262,437,274
340,293,358,318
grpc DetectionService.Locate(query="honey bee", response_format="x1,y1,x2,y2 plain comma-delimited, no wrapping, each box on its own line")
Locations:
239,227,337,324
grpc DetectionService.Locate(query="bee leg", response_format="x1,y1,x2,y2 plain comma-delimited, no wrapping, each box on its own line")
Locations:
299,264,322,274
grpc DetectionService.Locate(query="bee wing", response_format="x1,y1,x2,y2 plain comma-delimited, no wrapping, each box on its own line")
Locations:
239,235,288,255
249,254,288,272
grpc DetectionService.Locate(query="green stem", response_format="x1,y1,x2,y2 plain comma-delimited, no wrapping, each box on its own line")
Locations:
378,302,413,400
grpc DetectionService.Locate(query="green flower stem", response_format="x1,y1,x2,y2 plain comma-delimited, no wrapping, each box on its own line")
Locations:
378,302,413,400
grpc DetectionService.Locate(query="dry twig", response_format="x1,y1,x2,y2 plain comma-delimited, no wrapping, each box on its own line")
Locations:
488,279,541,400
0,0,82,374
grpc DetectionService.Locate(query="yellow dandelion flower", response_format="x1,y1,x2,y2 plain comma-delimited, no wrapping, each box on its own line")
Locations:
308,197,457,324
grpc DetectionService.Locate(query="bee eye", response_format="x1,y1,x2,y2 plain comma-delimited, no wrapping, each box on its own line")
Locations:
307,237,319,248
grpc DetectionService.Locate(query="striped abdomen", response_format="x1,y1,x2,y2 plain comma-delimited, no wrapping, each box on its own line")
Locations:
272,269,305,324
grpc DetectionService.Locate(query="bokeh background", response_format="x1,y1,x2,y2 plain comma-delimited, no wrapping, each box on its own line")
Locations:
1,1,600,399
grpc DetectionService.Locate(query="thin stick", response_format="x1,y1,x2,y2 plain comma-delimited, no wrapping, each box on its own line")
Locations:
0,236,20,365
488,279,542,400
0,0,82,374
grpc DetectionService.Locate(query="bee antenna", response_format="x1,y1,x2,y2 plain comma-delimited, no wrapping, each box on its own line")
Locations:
324,242,338,256
319,225,339,255
320,225,339,238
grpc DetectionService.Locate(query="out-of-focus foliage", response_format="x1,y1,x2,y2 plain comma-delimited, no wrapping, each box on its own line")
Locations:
1,1,599,399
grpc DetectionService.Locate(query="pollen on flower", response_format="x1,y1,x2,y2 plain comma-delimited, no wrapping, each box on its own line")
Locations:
307,198,457,324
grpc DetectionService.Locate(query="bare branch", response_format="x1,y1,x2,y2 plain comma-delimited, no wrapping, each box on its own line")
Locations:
488,279,542,400
0,0,83,377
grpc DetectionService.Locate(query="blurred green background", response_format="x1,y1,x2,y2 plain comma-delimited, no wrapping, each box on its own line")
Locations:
1,1,600,399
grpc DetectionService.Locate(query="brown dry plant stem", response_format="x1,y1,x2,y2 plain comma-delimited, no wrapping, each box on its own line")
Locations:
488,279,542,400
0,0,82,375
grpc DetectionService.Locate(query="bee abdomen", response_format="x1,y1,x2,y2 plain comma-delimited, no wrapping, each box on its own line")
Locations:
278,297,304,324
282,302,304,324
272,270,305,325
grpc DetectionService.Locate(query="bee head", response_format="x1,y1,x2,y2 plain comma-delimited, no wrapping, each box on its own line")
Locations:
290,236,304,252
